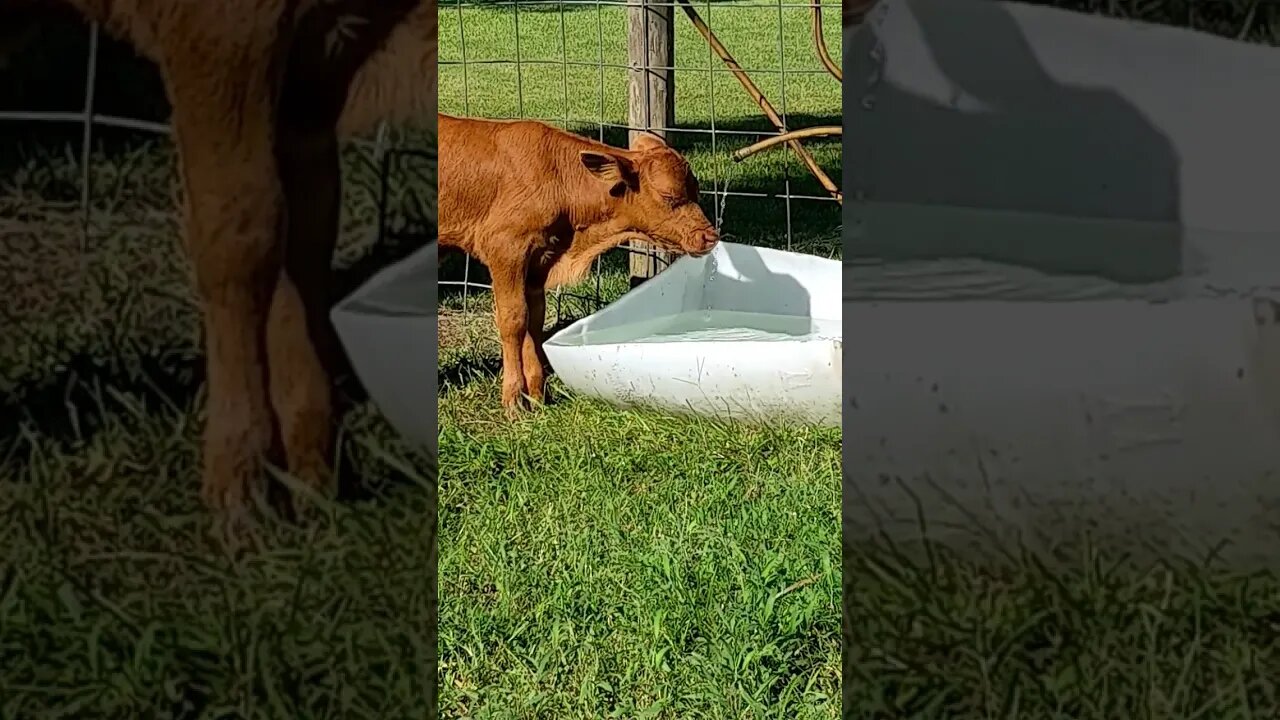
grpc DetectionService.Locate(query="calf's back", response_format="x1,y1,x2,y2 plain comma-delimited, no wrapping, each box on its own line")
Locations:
438,114,614,254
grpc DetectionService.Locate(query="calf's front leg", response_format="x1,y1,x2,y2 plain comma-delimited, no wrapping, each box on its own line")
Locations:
491,260,531,417
166,58,284,513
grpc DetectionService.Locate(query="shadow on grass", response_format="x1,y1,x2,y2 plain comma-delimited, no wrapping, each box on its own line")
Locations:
0,350,420,504
0,236,437,504
438,353,504,392
436,313,577,396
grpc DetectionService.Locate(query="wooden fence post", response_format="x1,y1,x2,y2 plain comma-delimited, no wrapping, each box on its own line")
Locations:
627,0,675,286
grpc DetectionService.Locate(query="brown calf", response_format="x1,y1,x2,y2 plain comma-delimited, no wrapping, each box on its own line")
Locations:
8,0,438,515
438,114,720,415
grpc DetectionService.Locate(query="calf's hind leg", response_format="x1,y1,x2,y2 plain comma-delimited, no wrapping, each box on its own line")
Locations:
521,279,548,404
266,0,423,498
267,125,343,498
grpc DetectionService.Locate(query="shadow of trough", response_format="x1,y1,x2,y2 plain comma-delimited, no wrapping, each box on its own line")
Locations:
0,350,203,455
844,0,1181,282
436,311,581,397
0,235,437,502
0,348,423,503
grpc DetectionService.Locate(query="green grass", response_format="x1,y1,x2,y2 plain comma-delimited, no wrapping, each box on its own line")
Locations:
1,137,439,717
845,537,1280,718
436,0,842,716
439,391,840,717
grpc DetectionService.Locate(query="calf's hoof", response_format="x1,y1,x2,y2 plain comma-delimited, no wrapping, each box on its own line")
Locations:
285,462,337,520
200,459,261,549
522,375,546,406
200,456,257,512
502,400,526,421
503,390,543,419
294,461,336,496
207,504,257,551
281,432,336,496
199,414,274,513
501,375,530,418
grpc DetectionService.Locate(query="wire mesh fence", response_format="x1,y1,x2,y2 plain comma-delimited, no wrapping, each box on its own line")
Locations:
0,16,442,412
437,0,845,323
1,2,847,338
16,2,1272,334
0,22,450,285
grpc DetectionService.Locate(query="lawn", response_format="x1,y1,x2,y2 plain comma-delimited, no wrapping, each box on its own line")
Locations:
845,534,1280,718
1,133,439,717
436,0,843,716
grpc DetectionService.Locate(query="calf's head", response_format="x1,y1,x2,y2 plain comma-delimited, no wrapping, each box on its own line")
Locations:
579,132,720,257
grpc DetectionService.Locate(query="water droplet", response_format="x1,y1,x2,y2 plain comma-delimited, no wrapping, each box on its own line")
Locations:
861,95,876,110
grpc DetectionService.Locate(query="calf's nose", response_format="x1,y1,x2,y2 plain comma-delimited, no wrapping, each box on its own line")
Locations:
698,227,719,251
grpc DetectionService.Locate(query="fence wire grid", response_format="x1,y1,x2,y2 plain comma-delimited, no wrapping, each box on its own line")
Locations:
437,0,845,322
0,2,843,328
0,21,424,277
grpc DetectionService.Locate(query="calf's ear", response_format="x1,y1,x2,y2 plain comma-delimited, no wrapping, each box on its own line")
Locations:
580,151,637,196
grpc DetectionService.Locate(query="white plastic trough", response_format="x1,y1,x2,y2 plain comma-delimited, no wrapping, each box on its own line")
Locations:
845,0,1280,566
544,241,842,426
330,240,438,455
